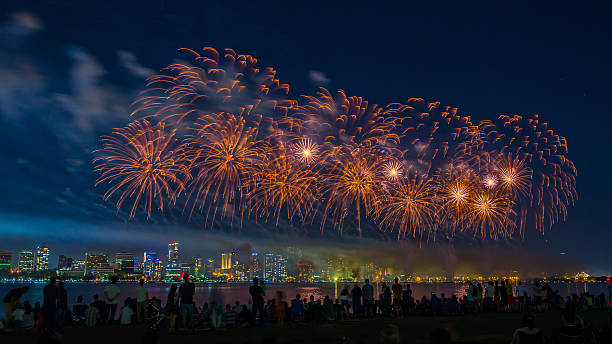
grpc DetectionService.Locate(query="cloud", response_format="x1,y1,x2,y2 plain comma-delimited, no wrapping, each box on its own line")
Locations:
308,70,330,84
11,12,44,31
117,50,154,78
56,47,129,136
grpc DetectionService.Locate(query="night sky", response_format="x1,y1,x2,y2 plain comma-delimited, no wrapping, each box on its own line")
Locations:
0,2,610,274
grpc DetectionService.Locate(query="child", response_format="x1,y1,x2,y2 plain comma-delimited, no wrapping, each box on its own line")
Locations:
119,299,134,325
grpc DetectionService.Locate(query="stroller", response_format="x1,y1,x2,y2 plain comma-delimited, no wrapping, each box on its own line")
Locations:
146,298,167,330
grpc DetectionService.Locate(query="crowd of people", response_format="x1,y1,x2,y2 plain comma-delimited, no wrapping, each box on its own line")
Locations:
2,275,612,343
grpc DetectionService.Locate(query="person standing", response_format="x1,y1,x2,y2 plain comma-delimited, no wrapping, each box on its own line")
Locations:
178,274,195,330
165,284,179,333
135,278,148,323
351,283,363,318
2,286,29,329
103,276,121,324
362,279,374,317
249,277,265,326
340,285,350,313
43,277,59,330
57,281,68,328
391,277,403,317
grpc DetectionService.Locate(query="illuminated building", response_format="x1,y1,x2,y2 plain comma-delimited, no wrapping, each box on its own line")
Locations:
57,255,72,270
35,243,50,271
221,252,234,271
361,263,376,282
295,260,314,282
264,253,288,282
17,250,35,274
193,257,203,277
142,251,157,279
58,259,85,278
204,258,215,279
115,252,137,273
0,250,12,272
168,242,179,268
250,252,261,279
85,253,114,278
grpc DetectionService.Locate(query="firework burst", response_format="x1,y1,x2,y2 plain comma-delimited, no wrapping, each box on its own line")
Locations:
376,175,438,240
94,120,188,219
321,147,383,237
248,144,320,225
182,113,261,225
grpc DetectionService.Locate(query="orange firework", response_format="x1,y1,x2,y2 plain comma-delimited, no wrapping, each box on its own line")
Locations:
382,160,403,181
466,188,514,239
495,152,532,198
295,88,398,149
182,113,261,225
321,147,383,236
94,120,188,219
131,47,296,127
376,175,438,240
248,143,320,225
292,138,320,165
479,114,576,234
434,164,479,235
384,99,484,173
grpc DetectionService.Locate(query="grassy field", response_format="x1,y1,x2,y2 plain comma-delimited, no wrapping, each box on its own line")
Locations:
1,309,610,344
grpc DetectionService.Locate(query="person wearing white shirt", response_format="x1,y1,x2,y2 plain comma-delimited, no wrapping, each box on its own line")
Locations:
136,278,149,323
103,276,121,323
119,300,134,325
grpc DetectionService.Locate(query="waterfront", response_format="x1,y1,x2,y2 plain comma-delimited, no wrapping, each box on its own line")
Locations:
1,281,608,318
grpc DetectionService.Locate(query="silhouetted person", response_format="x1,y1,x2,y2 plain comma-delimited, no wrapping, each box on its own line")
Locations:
43,277,59,330
249,277,265,326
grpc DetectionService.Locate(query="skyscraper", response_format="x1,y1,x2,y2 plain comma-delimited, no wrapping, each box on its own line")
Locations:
221,252,233,271
35,243,50,271
115,252,137,273
205,258,215,279
0,250,12,272
142,251,158,279
193,257,203,277
165,242,181,280
250,252,261,279
264,253,288,282
57,255,72,270
167,242,179,268
17,250,35,273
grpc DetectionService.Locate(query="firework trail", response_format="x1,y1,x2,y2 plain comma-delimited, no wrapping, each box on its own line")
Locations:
94,120,188,219
376,175,438,240
247,143,320,226
478,114,577,235
93,45,576,241
131,47,296,127
181,112,261,226
320,147,383,237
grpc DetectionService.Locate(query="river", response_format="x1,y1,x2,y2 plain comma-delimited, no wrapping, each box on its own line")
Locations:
1,281,609,318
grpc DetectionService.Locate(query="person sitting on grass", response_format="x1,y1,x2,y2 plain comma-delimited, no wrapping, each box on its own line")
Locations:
85,302,100,328
510,313,543,344
119,299,134,325
222,304,237,328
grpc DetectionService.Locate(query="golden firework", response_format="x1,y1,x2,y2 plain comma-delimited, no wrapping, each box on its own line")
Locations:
321,147,383,236
376,175,438,240
94,120,188,219
182,113,261,225
248,144,320,225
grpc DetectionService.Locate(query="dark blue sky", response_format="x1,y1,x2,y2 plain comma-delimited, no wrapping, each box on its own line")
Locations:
0,1,610,274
